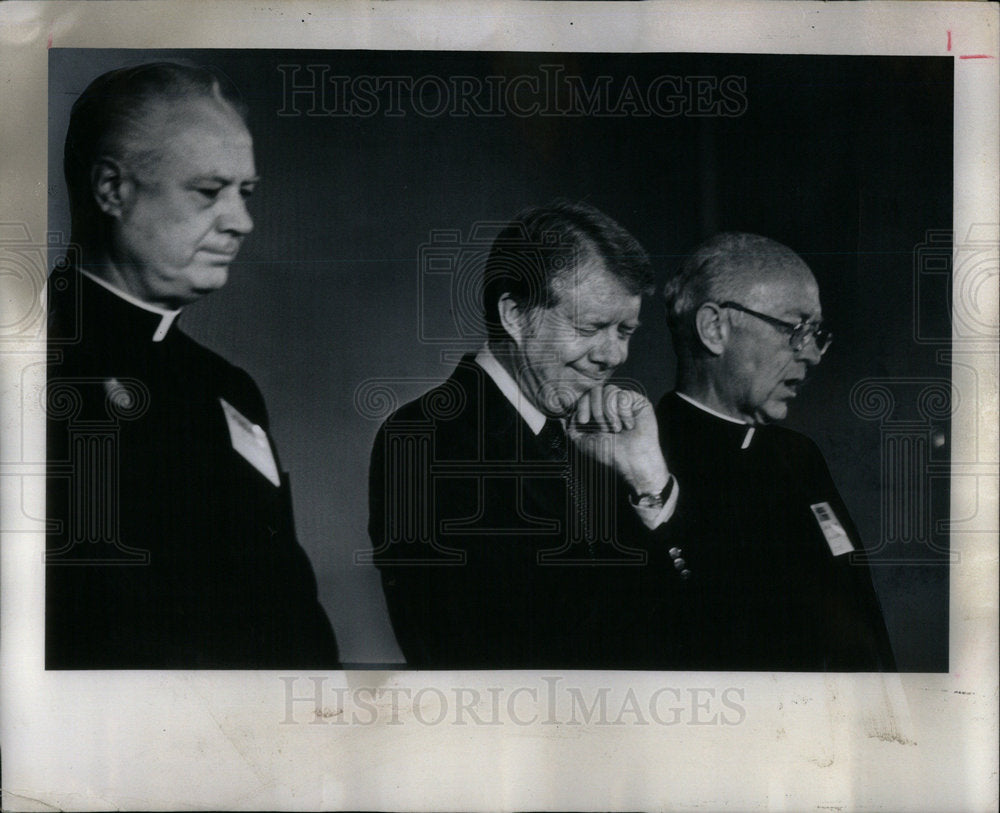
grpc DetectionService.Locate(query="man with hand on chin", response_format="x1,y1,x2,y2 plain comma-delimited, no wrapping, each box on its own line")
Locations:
47,62,339,668
369,200,685,669
657,232,895,670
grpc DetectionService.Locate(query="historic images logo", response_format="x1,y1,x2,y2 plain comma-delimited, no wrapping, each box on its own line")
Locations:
280,675,747,727
278,64,748,119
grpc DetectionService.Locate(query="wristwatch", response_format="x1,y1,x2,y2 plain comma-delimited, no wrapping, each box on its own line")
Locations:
628,477,675,510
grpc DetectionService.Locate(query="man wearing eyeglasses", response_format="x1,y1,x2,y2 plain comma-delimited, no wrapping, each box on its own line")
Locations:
657,231,895,671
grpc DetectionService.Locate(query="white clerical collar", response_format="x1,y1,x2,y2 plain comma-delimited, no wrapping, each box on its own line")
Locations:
676,391,756,449
80,269,182,342
475,346,548,436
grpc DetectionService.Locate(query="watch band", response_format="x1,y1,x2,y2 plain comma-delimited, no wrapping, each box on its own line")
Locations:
628,477,675,510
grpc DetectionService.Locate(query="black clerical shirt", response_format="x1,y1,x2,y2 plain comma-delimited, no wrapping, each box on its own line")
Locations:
46,265,339,668
656,392,896,671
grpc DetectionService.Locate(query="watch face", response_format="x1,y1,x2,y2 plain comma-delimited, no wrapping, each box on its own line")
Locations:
632,478,674,509
632,491,665,509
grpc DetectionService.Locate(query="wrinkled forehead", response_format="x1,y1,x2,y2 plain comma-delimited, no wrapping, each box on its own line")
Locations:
551,252,629,298
547,253,643,322
550,248,601,287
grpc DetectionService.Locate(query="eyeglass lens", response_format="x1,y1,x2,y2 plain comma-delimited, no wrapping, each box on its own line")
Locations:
793,324,832,353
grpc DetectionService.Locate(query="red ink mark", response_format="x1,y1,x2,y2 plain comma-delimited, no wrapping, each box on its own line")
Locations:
959,55,994,60
947,30,951,51
47,33,52,49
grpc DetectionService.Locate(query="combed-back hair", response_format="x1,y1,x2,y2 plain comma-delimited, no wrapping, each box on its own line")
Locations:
663,231,806,351
64,61,247,241
482,199,652,342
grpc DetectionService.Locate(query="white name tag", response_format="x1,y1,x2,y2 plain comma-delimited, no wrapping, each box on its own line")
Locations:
219,398,281,487
810,501,855,557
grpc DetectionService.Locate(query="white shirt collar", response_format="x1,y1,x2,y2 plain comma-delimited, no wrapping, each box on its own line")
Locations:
676,391,755,449
475,346,548,436
79,269,182,342
676,391,748,425
476,346,677,528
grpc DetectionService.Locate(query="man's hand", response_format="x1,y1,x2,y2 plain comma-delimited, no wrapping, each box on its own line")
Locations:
566,384,670,496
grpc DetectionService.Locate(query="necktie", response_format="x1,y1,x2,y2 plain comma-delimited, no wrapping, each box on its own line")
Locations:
538,419,595,555
538,418,568,461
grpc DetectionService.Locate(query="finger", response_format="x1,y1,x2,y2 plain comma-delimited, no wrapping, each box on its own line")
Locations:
575,389,591,427
617,389,635,431
603,386,622,432
589,385,606,431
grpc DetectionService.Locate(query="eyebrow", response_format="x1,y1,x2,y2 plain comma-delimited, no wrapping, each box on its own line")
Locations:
191,175,261,185
778,307,820,323
578,317,642,329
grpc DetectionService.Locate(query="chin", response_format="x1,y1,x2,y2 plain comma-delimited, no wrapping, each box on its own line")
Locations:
759,402,790,423
537,382,581,417
542,394,574,418
194,267,230,289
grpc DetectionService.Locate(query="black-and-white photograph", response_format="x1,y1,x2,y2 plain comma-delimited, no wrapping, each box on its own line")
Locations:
1,3,996,811
45,48,951,671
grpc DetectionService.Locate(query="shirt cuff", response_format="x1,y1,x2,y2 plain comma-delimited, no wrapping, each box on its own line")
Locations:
631,474,679,529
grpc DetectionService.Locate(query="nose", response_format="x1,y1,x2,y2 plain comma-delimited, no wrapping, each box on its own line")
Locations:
590,330,629,370
796,335,823,367
217,189,254,236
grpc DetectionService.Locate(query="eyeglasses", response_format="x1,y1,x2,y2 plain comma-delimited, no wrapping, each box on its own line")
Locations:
717,301,833,354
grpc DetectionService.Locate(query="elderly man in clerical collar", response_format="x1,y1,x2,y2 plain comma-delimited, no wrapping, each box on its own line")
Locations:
47,62,339,668
657,231,895,671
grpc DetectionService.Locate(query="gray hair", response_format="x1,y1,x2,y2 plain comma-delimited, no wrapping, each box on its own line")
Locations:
64,61,247,243
663,232,807,350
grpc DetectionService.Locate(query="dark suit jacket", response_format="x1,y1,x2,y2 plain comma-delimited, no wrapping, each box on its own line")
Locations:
369,355,686,669
46,265,339,668
656,392,896,671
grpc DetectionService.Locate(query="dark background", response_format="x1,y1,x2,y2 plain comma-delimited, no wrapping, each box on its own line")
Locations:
49,49,953,669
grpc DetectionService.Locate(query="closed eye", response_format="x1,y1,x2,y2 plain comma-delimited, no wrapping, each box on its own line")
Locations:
195,185,223,200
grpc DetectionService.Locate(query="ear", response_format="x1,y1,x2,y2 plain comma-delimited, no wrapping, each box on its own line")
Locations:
694,302,727,356
497,292,533,346
91,158,130,219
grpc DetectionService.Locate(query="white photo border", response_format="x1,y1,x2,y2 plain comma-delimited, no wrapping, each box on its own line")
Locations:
1,2,997,811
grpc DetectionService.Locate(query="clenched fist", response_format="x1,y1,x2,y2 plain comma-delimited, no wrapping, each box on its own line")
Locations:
566,384,670,497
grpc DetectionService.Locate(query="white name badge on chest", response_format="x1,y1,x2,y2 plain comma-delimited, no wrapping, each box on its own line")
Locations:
219,398,281,487
810,501,855,557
